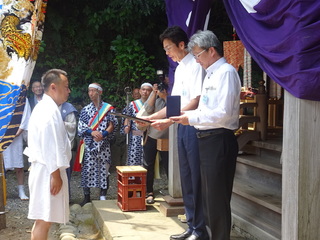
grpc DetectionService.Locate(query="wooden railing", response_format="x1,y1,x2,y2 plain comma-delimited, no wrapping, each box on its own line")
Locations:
237,81,268,149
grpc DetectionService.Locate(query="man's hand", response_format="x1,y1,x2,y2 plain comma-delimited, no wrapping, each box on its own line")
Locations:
170,114,190,125
124,125,131,134
153,83,158,92
91,130,103,142
135,116,151,128
151,119,174,131
50,169,62,195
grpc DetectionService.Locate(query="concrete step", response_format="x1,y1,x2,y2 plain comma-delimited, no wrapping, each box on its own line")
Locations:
92,198,247,240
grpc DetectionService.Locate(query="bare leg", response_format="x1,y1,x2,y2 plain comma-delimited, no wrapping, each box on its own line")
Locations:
15,168,24,185
31,220,51,240
15,168,28,199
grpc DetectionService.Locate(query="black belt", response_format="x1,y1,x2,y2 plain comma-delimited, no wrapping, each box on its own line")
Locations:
196,128,231,138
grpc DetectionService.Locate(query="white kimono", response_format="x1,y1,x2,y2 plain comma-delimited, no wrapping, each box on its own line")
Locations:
27,94,71,224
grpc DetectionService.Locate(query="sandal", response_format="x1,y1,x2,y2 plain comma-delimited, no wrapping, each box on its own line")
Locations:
146,193,155,204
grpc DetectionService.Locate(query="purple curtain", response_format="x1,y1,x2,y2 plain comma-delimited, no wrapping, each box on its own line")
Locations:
165,0,213,94
223,0,320,101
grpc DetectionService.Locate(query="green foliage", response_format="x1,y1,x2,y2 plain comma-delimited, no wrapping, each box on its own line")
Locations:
32,0,166,109
108,36,157,109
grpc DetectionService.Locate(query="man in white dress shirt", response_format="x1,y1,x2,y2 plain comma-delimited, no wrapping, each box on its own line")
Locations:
170,30,241,240
28,69,71,240
147,26,208,240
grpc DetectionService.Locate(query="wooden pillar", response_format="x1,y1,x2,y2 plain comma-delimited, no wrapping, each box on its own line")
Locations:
0,153,6,230
168,124,182,197
282,91,320,239
255,80,268,140
159,123,184,216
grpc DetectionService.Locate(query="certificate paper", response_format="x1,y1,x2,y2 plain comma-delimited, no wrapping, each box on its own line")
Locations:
110,112,152,124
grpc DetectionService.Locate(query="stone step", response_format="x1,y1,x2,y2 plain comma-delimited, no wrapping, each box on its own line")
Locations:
92,199,247,240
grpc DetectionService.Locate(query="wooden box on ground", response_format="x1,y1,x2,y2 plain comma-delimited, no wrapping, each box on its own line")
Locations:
116,166,147,211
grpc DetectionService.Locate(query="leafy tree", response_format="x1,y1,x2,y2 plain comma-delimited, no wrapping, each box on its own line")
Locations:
33,0,167,108
104,36,157,109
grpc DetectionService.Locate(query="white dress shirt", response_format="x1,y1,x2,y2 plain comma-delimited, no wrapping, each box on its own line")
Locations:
171,53,205,108
186,57,241,130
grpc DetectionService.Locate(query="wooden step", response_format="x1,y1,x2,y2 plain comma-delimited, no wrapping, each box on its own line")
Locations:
232,214,280,240
237,154,282,175
240,102,258,109
242,139,282,157
237,130,260,150
232,176,281,239
239,115,260,127
236,155,282,194
232,193,281,240
233,176,281,214
249,139,282,152
232,150,282,239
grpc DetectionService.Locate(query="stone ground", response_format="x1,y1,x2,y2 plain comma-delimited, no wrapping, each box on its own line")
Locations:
0,157,169,240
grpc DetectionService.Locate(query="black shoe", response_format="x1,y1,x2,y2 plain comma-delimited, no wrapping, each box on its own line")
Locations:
185,235,200,240
80,194,90,207
170,230,192,240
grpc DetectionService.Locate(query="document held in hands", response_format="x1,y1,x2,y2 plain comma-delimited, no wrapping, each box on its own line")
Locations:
110,112,152,124
166,96,181,118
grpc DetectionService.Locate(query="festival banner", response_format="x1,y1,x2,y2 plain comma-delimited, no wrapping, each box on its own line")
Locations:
0,0,48,152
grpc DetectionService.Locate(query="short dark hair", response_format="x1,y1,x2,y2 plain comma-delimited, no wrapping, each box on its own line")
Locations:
159,26,189,48
41,69,67,92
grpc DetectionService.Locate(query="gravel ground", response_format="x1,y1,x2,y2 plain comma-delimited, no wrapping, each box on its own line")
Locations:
0,138,169,240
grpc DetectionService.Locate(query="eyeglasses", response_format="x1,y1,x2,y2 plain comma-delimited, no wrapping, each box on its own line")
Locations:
193,49,207,59
163,44,174,52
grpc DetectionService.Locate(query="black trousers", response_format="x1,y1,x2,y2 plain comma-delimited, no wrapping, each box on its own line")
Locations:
143,136,168,193
197,128,238,240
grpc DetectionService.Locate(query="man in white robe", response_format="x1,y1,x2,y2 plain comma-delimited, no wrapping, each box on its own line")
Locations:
27,69,71,240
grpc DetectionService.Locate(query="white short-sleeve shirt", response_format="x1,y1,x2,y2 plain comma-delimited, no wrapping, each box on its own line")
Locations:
171,53,205,109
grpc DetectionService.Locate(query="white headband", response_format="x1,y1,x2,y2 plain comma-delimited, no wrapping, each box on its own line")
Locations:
140,83,152,88
88,83,103,91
